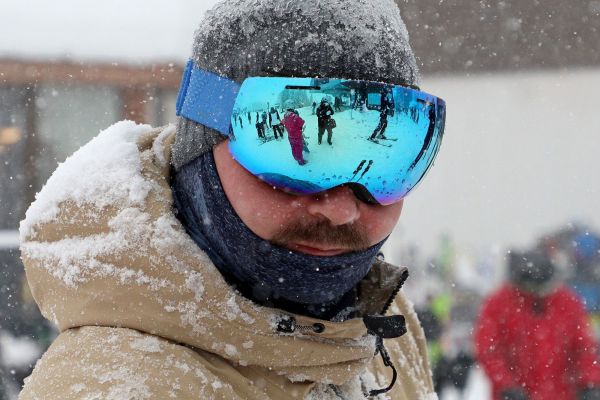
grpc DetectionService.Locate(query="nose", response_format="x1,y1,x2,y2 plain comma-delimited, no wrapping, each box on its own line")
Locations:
304,186,361,226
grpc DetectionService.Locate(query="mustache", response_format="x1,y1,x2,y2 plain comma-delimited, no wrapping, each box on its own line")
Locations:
271,219,370,252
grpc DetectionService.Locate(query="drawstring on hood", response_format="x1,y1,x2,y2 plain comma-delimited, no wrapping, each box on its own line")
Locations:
363,314,408,396
370,336,398,397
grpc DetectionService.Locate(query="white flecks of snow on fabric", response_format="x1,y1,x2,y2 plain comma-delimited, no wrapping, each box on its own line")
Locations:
21,207,174,289
185,271,205,301
96,366,152,399
70,383,86,394
19,120,156,241
194,0,419,85
225,294,256,324
306,370,438,400
129,336,163,354
202,0,413,60
306,375,370,400
224,344,239,357
151,124,176,168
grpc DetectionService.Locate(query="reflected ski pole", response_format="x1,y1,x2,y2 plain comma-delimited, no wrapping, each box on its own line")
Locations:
357,160,373,181
351,160,367,181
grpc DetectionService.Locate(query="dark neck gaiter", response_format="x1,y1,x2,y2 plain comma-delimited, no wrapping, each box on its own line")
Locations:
171,151,385,319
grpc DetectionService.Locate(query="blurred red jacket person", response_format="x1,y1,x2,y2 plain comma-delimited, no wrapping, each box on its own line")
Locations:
475,251,600,400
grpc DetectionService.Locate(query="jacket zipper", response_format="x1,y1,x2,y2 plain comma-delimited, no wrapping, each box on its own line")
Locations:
380,268,409,315
276,315,325,334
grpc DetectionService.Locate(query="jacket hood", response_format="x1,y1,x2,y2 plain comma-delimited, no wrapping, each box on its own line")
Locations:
20,121,408,385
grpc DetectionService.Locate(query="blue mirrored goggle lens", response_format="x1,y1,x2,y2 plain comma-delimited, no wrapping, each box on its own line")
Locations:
228,77,445,205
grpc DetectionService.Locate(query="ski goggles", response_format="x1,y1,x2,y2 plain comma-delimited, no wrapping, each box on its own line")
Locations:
176,60,446,205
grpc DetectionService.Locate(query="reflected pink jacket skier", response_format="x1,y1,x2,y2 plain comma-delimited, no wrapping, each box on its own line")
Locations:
282,111,306,165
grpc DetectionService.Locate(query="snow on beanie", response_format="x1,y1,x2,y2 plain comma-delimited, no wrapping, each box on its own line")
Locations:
171,0,419,170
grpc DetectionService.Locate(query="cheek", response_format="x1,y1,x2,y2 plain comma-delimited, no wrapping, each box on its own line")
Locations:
214,143,298,240
359,201,404,244
235,190,296,239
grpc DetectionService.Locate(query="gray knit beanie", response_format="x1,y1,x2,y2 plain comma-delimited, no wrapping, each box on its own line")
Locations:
172,0,419,170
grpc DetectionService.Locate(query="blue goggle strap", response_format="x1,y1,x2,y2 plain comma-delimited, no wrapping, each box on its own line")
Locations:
176,60,241,136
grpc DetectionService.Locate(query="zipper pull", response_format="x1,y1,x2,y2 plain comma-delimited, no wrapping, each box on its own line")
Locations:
363,315,406,339
368,336,398,397
276,315,297,333
276,315,326,334
363,315,406,397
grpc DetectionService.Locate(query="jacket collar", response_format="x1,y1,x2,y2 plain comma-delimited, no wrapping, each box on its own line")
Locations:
358,260,409,316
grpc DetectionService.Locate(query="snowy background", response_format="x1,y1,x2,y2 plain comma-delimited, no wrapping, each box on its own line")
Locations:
1,1,599,399
391,68,600,260
0,0,213,64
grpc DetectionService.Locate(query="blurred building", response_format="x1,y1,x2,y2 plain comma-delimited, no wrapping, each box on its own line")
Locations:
401,0,600,74
0,58,181,212
0,60,181,246
0,58,181,393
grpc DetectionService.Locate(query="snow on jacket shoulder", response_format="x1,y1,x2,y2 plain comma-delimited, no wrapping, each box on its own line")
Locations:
19,121,435,400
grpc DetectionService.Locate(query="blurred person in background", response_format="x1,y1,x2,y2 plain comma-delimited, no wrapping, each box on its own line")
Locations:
475,250,600,400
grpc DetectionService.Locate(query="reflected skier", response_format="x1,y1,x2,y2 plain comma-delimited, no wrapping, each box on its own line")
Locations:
261,110,268,129
255,115,266,139
316,97,335,145
269,107,284,139
282,104,307,165
334,96,342,112
369,87,393,141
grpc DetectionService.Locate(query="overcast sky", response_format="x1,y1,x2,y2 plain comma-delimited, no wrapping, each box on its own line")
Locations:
0,0,221,63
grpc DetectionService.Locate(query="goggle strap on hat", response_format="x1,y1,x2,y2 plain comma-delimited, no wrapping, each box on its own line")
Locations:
176,60,240,136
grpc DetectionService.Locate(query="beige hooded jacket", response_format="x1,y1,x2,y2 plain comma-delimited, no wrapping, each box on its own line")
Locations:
18,121,435,400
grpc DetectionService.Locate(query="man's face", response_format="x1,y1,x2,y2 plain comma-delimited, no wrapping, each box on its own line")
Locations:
213,142,404,257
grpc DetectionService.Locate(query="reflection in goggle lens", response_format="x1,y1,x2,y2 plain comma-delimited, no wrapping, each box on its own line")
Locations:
228,77,446,205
